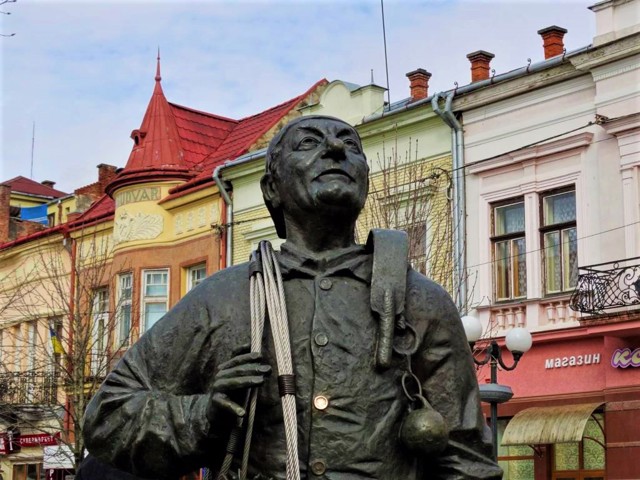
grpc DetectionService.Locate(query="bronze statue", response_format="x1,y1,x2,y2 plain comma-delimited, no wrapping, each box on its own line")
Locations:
83,116,501,479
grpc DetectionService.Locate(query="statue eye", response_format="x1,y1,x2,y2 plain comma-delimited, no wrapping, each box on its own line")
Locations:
297,136,320,149
343,138,360,152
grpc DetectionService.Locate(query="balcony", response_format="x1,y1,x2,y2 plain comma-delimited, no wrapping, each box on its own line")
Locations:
570,257,640,314
0,371,58,406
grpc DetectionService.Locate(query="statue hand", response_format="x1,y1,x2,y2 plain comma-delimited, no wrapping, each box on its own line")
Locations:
208,352,271,422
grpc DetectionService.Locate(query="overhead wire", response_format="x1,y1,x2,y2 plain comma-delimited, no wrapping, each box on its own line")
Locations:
465,219,640,272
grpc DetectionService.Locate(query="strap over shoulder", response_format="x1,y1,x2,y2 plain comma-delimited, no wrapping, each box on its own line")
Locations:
366,229,409,369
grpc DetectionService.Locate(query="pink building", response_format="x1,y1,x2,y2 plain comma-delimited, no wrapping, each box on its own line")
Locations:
448,0,640,478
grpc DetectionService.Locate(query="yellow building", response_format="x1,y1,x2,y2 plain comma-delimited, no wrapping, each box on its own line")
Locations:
218,72,457,301
0,59,327,479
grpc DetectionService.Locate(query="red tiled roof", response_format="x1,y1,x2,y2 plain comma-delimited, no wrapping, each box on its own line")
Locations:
0,194,115,250
167,78,329,197
122,74,186,172
73,194,114,223
2,176,68,198
201,78,329,172
0,224,66,251
170,103,237,167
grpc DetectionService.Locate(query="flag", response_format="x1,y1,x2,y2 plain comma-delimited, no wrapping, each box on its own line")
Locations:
49,326,64,354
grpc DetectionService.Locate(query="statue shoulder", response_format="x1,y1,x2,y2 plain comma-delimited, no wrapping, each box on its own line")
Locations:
197,262,252,292
405,268,459,324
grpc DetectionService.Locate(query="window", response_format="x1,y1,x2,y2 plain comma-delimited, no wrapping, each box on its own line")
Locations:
116,273,132,347
497,419,534,480
27,321,37,372
14,324,22,372
492,200,527,301
48,317,63,375
26,322,37,402
552,413,605,480
13,463,45,480
405,222,428,275
91,288,109,376
541,189,577,295
187,263,207,292
142,269,169,332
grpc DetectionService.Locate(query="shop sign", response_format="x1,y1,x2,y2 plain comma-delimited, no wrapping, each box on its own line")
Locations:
44,445,74,469
611,347,640,368
0,430,20,455
115,187,160,207
19,432,60,447
544,353,601,369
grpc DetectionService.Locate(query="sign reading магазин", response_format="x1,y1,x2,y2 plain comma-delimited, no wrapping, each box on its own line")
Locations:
611,347,640,368
544,353,601,369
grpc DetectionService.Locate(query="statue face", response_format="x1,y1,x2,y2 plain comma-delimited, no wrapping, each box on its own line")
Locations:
267,117,369,223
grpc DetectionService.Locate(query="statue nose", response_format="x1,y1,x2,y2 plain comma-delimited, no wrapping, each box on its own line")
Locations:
325,136,346,159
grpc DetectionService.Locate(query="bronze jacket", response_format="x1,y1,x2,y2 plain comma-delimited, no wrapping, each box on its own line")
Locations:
83,243,501,480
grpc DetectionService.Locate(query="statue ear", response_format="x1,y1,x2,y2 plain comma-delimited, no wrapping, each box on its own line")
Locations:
261,173,281,210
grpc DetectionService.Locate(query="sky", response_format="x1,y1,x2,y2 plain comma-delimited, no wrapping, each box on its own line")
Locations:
1,0,596,194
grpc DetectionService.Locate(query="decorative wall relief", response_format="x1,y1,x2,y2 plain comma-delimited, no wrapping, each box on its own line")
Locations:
173,203,218,237
186,211,194,231
114,211,164,244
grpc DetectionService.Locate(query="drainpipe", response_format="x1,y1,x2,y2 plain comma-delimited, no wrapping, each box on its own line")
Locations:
213,165,233,269
63,232,76,440
432,91,467,313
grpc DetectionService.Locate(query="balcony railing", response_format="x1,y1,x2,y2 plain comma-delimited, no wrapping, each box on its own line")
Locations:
570,257,640,314
0,371,58,406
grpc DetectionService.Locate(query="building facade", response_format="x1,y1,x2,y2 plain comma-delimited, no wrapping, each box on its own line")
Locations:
458,1,640,478
0,58,328,480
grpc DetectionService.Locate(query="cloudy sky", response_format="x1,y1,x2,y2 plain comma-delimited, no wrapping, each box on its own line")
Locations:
2,0,596,194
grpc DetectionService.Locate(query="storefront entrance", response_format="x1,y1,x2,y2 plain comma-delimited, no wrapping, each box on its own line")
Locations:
499,406,606,480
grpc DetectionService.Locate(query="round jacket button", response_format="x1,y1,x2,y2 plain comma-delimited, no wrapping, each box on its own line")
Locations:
311,460,326,475
313,395,329,410
314,332,329,346
319,278,332,290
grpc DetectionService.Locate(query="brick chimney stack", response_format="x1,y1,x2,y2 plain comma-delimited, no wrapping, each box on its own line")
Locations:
466,50,495,82
0,184,11,243
97,164,118,190
538,26,568,59
406,68,432,101
41,180,56,188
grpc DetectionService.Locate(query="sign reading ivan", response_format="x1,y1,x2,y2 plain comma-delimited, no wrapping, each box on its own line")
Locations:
116,187,160,207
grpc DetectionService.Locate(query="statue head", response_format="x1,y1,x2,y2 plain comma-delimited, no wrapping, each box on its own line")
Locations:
261,115,369,239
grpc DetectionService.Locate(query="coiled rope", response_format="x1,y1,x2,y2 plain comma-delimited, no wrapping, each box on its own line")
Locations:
217,241,299,480
259,241,300,480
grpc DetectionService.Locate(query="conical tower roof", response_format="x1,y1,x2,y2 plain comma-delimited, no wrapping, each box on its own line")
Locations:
106,52,192,197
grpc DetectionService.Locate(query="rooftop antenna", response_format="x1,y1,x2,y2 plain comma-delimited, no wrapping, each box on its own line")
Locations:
371,69,374,85
380,0,391,105
30,121,35,179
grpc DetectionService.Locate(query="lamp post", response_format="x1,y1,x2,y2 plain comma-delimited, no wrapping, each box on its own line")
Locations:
461,316,532,460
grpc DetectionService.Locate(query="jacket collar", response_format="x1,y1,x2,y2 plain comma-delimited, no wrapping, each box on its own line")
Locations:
277,241,371,283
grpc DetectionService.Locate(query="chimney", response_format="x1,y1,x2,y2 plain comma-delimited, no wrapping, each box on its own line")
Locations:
538,26,567,59
0,184,11,243
466,50,495,82
41,180,56,188
97,164,118,188
406,68,432,101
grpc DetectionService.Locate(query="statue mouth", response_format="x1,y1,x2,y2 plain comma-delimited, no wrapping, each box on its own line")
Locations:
315,168,354,181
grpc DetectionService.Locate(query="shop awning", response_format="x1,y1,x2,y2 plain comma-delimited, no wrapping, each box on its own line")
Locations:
501,402,604,446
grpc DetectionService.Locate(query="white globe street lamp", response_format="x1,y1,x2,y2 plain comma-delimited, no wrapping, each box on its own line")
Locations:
462,315,532,460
